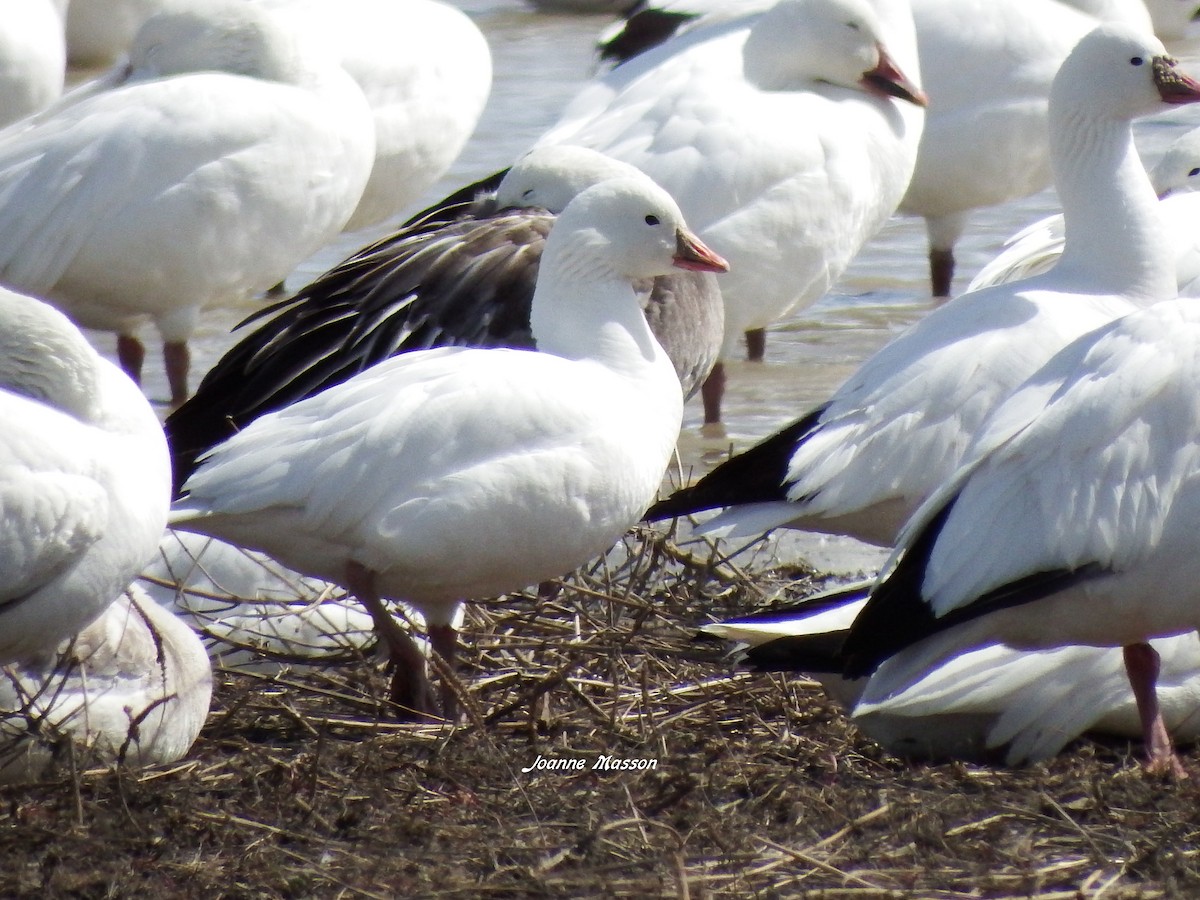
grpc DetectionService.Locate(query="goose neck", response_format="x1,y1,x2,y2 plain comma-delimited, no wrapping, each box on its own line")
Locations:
1053,111,1175,303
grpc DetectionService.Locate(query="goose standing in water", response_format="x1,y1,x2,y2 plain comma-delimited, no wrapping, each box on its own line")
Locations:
593,0,1153,299
0,1,375,406
170,177,729,719
647,24,1200,552
532,0,926,425
164,145,724,493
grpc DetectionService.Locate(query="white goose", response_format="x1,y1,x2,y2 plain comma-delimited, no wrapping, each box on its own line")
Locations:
646,25,1200,550
0,0,376,405
534,0,927,424
968,124,1200,294
899,0,1154,297
255,0,493,233
703,583,1200,764
0,287,170,665
840,291,1200,776
0,585,212,784
170,176,729,719
0,0,65,128
593,0,1154,299
164,145,724,493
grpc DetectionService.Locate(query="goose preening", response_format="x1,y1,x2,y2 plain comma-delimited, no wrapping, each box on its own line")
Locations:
255,0,493,233
0,287,170,664
534,0,926,424
164,145,724,493
834,292,1200,777
968,124,1200,294
0,585,212,784
0,0,65,128
647,24,1200,551
142,530,378,670
703,582,1200,765
169,177,729,719
0,0,376,406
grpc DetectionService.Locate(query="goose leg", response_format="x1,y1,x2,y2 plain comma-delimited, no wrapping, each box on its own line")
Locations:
345,561,441,721
745,327,766,362
163,340,191,407
117,333,146,385
930,248,955,299
427,623,460,721
1124,642,1187,778
700,360,726,425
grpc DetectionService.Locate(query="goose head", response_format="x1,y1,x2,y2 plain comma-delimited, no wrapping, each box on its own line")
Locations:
742,0,926,106
1150,125,1200,198
495,146,649,214
545,177,729,283
1050,23,1200,124
126,0,320,86
0,289,99,422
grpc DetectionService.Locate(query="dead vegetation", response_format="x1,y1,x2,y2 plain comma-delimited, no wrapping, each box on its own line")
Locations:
2,526,1199,899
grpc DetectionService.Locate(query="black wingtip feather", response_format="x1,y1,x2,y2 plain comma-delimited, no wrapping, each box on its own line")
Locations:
841,494,1108,680
740,630,850,673
643,403,831,521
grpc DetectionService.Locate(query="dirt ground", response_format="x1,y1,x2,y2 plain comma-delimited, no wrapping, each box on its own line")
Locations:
2,527,1198,899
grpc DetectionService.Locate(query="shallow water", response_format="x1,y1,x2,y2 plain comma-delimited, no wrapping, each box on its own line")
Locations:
82,0,1200,496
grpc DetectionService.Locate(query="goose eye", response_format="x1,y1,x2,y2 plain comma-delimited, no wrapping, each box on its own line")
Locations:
521,189,534,200
1131,56,1145,66
1189,167,1200,177
644,214,660,226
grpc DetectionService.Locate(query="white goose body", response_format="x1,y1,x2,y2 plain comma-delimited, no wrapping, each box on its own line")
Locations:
847,292,1200,773
900,0,1154,295
0,0,65,128
255,0,492,232
171,176,728,716
163,145,724,492
0,1,376,404
647,23,1196,549
0,288,170,664
0,586,212,783
705,585,1200,764
535,0,926,421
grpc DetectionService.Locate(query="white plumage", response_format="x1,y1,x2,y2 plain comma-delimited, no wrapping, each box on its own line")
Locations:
170,176,728,718
0,0,376,405
846,295,1200,775
535,0,927,423
0,0,65,128
0,585,211,783
0,287,170,664
703,584,1200,764
647,24,1200,550
255,0,493,233
969,124,1200,294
